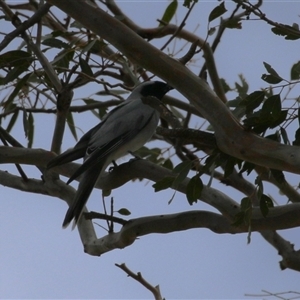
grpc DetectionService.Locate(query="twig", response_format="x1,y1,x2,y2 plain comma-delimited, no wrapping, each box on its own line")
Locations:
160,0,197,52
177,39,199,65
84,211,127,225
115,263,163,300
0,3,51,51
0,130,28,181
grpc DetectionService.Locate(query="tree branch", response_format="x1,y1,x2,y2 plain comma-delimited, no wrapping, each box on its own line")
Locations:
115,263,163,300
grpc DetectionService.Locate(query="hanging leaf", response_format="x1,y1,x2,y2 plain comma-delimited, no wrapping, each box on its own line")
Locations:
6,110,19,133
255,176,263,200
293,128,300,146
183,0,198,8
66,112,78,141
79,57,93,77
280,127,290,145
186,175,203,205
53,49,75,71
271,24,300,40
261,94,282,120
117,208,131,216
0,50,32,68
232,197,252,227
162,158,174,170
172,160,193,188
261,62,283,84
42,38,69,49
5,73,32,110
240,91,265,113
260,194,274,217
0,51,33,85
27,112,34,148
153,176,175,192
290,61,300,80
208,2,227,22
261,74,283,84
160,0,178,26
270,169,285,184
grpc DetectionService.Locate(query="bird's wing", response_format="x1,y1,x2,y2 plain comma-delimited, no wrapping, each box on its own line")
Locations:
66,112,153,184
46,101,130,169
46,122,103,169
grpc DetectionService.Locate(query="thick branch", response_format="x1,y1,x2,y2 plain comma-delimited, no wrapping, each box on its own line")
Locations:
84,207,300,256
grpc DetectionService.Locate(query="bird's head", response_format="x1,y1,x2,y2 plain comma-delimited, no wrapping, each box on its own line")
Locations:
131,81,173,100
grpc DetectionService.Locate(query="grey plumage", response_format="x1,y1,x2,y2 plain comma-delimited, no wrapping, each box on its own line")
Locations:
47,81,173,228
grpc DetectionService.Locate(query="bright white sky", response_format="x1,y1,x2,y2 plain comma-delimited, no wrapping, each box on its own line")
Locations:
1,1,300,299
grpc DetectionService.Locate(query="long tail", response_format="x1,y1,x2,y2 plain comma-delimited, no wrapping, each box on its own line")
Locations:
62,163,104,228
47,147,85,169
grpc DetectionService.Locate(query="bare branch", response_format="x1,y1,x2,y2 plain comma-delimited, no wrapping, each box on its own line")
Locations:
0,2,51,52
115,263,163,300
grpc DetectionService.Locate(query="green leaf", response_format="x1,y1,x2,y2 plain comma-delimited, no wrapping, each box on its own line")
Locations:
293,128,300,146
23,109,28,138
239,161,255,176
153,176,175,192
0,50,32,68
183,0,198,8
83,98,104,119
224,19,242,29
223,156,237,178
186,175,203,205
79,57,93,77
42,38,69,49
6,110,19,133
270,169,285,184
27,112,34,148
208,27,216,36
261,94,281,119
255,176,263,200
291,61,300,80
162,159,173,170
117,208,131,216
5,73,32,108
53,49,75,71
160,0,178,26
262,62,283,83
241,197,252,211
263,62,280,77
220,78,231,94
280,127,290,145
261,74,282,84
232,197,252,227
102,188,111,197
135,147,163,164
260,194,273,217
271,24,300,40
208,2,227,22
0,51,32,85
240,91,265,113
235,74,248,97
66,112,78,141
172,161,193,187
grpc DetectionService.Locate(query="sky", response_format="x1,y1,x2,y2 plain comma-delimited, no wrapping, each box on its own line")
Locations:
1,1,300,299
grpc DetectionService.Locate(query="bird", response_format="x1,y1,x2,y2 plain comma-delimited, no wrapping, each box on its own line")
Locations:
47,81,173,228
